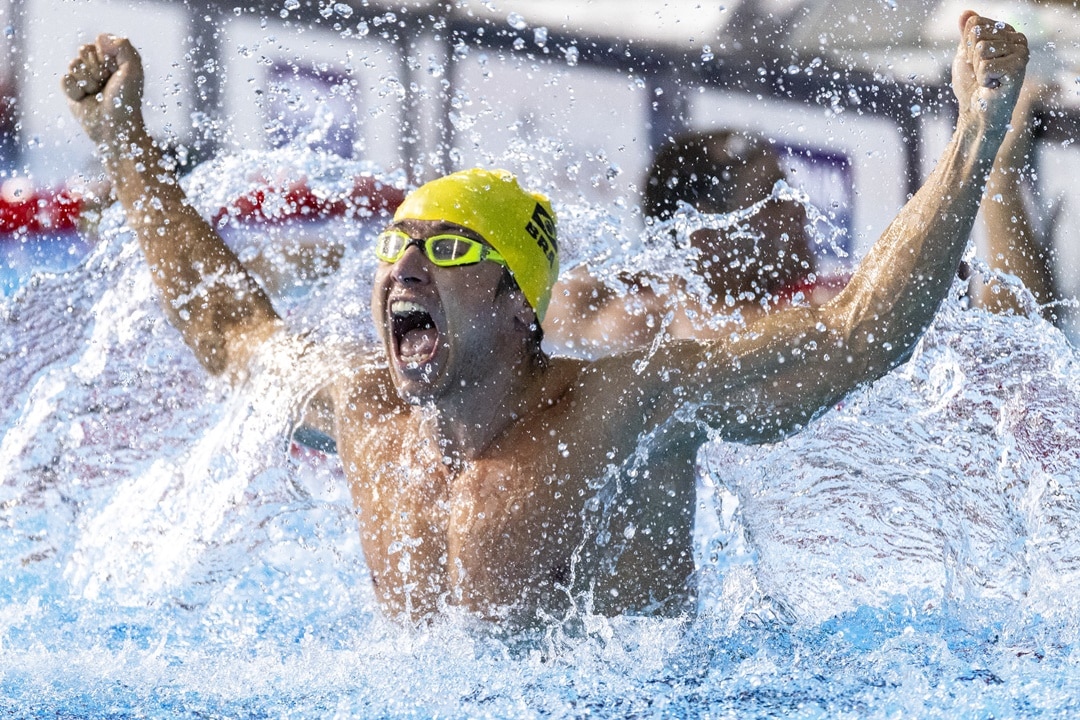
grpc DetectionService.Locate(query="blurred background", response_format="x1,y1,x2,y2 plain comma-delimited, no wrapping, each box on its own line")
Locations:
2,0,1079,334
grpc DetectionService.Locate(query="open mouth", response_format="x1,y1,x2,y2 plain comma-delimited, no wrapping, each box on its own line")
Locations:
390,300,440,367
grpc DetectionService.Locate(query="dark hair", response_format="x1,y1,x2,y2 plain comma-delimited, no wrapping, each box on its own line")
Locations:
495,267,545,356
643,130,815,297
644,130,785,220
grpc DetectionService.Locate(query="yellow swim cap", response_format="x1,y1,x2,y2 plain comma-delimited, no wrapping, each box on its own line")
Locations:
392,169,559,321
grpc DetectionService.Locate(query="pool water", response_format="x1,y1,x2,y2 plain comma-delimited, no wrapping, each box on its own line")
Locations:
2,149,1080,718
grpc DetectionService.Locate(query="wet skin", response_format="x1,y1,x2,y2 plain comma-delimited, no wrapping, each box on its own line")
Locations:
544,197,821,358
332,350,700,621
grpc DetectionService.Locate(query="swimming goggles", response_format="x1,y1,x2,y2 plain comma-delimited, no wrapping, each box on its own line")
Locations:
375,229,507,268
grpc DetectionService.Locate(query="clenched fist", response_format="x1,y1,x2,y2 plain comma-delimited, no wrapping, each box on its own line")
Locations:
952,11,1029,135
63,34,146,150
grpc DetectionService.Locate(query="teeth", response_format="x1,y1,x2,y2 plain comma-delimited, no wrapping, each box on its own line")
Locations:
391,300,426,315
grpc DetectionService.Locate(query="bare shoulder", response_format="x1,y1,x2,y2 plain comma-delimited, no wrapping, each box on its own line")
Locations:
547,303,824,446
546,269,671,356
545,345,694,434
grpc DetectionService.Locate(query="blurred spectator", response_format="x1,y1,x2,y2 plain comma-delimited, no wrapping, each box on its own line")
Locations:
545,129,829,356
970,81,1062,323
213,172,403,298
643,130,816,299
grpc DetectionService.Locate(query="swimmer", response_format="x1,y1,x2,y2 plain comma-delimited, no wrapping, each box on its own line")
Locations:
545,130,825,357
63,11,1028,625
972,78,1060,321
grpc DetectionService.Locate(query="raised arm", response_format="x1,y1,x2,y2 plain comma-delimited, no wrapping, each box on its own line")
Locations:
809,11,1028,371
972,81,1058,319
63,34,281,378
603,12,1029,444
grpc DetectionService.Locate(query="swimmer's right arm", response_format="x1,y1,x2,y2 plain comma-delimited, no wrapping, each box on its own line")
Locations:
63,34,282,379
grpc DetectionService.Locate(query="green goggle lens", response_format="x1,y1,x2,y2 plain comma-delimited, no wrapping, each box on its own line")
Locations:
375,230,506,268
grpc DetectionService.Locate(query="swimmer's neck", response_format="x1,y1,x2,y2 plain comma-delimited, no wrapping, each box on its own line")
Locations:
415,351,563,463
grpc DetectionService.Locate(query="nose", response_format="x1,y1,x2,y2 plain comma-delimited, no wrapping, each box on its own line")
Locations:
390,243,432,285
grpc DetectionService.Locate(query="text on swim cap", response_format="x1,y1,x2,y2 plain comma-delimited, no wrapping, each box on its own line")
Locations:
525,203,557,268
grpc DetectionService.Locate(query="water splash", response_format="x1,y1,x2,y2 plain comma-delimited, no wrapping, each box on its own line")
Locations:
2,146,1080,716
701,300,1080,635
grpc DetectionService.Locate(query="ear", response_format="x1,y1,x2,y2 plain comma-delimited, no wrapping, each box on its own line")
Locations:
491,267,539,335
511,291,538,334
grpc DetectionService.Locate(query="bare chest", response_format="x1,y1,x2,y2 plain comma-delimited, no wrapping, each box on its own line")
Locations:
342,420,594,536
337,416,608,616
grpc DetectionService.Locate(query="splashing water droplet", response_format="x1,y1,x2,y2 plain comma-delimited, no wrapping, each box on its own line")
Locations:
563,45,580,66
507,12,527,31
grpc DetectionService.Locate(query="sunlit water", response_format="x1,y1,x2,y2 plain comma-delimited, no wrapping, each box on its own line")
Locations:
3,148,1080,718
